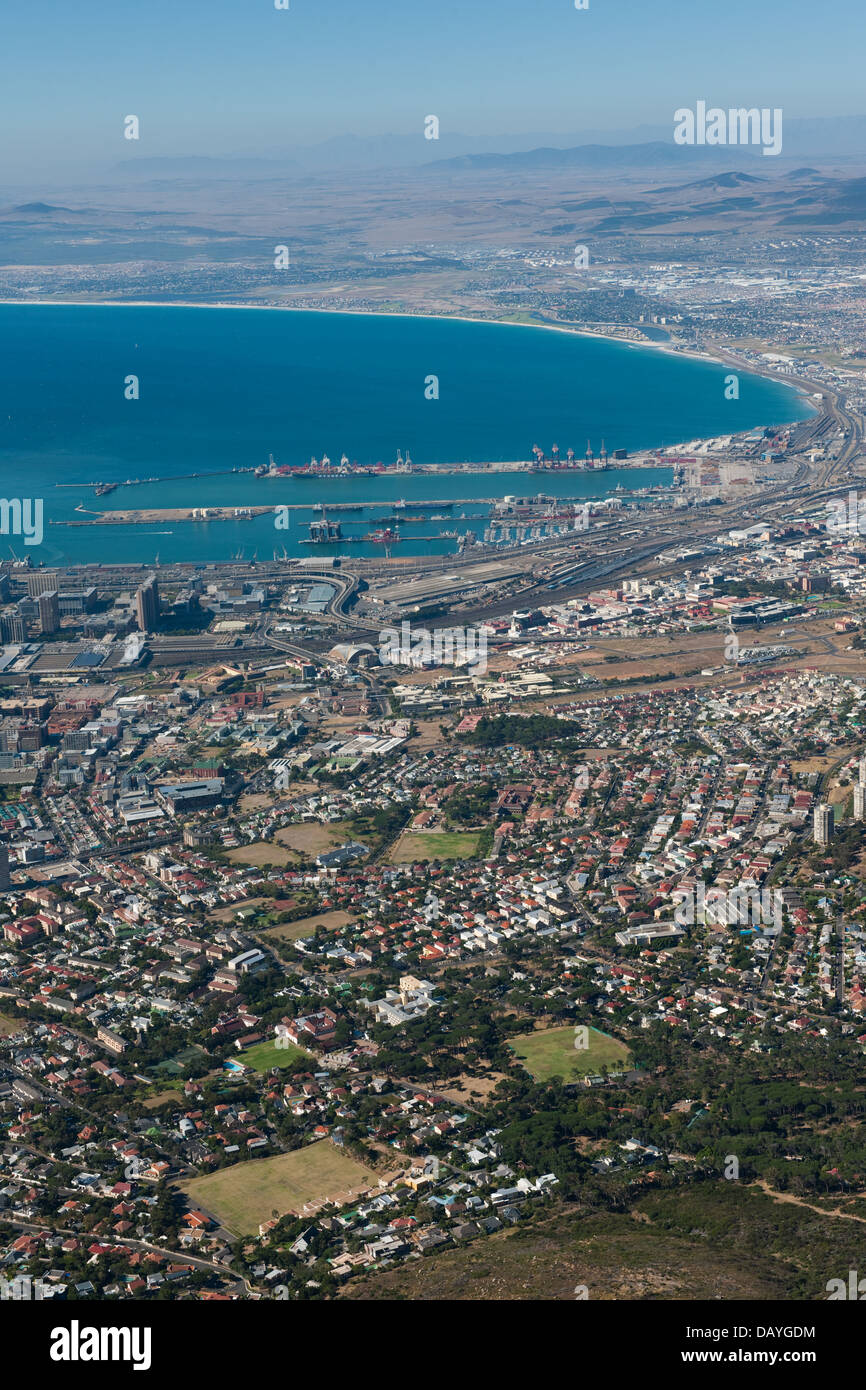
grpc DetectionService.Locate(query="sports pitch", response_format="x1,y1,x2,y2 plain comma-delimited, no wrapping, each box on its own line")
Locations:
180,1140,379,1235
389,830,480,863
238,1038,310,1071
510,1025,631,1083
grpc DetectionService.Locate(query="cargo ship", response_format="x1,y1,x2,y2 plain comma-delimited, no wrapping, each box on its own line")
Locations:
260,449,419,478
392,499,452,511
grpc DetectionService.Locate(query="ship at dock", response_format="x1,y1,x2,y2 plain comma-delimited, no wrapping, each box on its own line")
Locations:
392,499,452,510
259,449,417,478
364,527,401,544
312,501,365,512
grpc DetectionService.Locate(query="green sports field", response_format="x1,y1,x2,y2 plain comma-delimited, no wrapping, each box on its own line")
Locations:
180,1141,378,1234
389,830,480,863
510,1025,631,1083
239,1038,310,1072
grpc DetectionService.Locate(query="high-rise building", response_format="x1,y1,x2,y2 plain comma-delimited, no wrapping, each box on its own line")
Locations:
855,784,866,822
0,845,9,892
134,574,159,632
38,590,59,635
814,803,834,845
859,756,866,787
0,612,25,643
27,570,63,598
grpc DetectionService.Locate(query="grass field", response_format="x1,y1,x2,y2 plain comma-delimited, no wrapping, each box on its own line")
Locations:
239,1038,311,1071
510,1025,631,1083
263,909,354,942
389,830,481,863
0,1012,22,1037
180,1141,378,1234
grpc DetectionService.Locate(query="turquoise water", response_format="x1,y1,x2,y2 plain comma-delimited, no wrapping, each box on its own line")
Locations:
0,305,812,565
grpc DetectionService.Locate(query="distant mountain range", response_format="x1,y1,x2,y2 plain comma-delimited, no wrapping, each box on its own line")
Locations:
106,115,866,182
7,157,866,246
534,168,866,234
426,142,757,173
6,201,81,215
649,171,768,194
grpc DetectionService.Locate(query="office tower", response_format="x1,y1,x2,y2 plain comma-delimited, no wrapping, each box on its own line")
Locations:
814,803,834,845
27,570,62,598
855,785,866,822
0,845,9,892
0,613,25,643
17,724,43,752
38,590,59,634
134,574,159,632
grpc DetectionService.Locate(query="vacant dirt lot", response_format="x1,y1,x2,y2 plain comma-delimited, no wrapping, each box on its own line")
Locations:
141,1089,184,1110
238,793,275,812
435,1072,509,1105
263,909,355,941
275,822,346,856
226,842,295,867
408,718,446,750
209,896,272,922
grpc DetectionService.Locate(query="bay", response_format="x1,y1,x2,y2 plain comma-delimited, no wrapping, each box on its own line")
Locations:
0,304,813,565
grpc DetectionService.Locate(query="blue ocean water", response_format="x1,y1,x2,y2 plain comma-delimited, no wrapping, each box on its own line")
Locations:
0,305,812,565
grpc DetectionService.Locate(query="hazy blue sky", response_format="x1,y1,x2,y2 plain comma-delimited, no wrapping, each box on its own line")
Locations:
1,0,863,178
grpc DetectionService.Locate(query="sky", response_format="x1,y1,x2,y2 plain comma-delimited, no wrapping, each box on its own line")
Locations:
1,0,864,179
